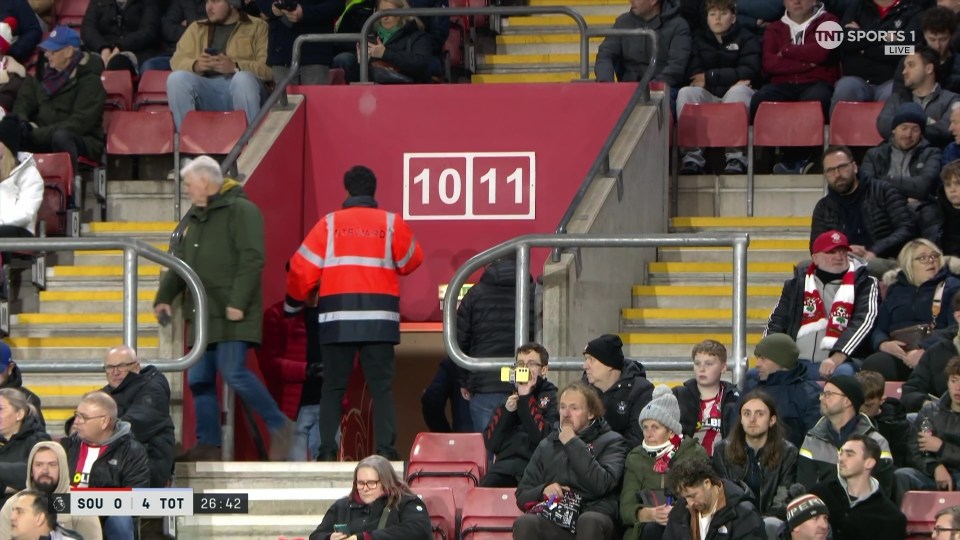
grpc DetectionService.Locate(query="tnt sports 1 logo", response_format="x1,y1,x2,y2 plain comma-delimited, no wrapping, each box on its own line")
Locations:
814,20,915,55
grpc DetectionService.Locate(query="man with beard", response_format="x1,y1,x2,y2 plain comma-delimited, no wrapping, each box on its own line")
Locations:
811,146,916,278
878,47,959,148
662,458,766,539
0,442,101,539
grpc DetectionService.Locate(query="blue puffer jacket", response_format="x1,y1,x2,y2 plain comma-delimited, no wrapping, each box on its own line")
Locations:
871,267,960,350
743,362,822,448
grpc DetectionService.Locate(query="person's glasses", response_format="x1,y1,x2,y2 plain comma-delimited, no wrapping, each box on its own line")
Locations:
933,526,960,535
824,161,853,176
914,253,941,264
103,361,137,373
73,412,107,423
356,480,380,490
819,390,845,399
515,361,542,369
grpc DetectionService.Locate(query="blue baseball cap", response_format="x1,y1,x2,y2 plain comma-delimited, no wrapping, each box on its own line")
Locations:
38,26,81,52
0,342,10,369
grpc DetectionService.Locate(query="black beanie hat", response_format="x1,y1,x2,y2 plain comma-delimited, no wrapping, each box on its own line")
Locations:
0,115,21,155
827,375,865,413
583,334,625,370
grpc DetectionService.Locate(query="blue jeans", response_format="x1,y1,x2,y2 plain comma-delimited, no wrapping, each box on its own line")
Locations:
421,357,473,433
469,392,510,433
831,77,893,110
189,341,288,446
166,70,268,131
102,515,134,540
894,466,960,502
289,404,321,461
140,55,171,72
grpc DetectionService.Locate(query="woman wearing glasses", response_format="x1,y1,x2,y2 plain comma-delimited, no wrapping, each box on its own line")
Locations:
862,239,960,381
310,454,431,540
0,388,49,508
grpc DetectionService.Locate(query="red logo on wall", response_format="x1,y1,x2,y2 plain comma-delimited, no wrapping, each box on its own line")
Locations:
403,152,536,220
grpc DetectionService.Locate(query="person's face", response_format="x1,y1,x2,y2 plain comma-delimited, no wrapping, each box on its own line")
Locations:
31,449,60,494
355,466,384,504
73,401,110,444
949,374,960,409
837,439,872,479
43,46,74,71
944,180,960,208
812,247,850,274
819,383,849,417
0,396,23,438
206,0,233,23
932,513,958,540
583,353,615,386
183,172,212,207
103,349,139,389
377,0,400,29
754,355,781,380
925,31,952,57
559,389,594,434
892,122,923,151
10,494,43,540
823,151,858,196
911,245,942,284
861,396,882,418
792,514,830,540
679,480,717,513
692,353,725,387
706,8,735,35
903,54,933,90
515,350,548,381
784,0,815,22
741,398,776,438
938,0,960,14
641,419,672,445
629,0,658,18
950,108,960,143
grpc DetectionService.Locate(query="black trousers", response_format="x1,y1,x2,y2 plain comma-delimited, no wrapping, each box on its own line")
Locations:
318,342,398,458
0,225,33,267
513,512,615,540
24,128,91,172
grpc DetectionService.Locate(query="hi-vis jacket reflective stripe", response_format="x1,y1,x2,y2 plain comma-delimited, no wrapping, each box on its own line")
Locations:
286,205,423,344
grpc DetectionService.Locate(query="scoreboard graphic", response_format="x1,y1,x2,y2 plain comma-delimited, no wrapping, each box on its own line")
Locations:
52,488,249,516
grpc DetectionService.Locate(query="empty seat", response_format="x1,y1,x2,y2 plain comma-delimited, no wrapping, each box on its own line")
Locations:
179,111,248,155
407,433,486,504
56,0,89,26
102,70,133,111
754,101,825,148
884,381,904,400
902,491,960,537
135,70,171,112
677,102,749,149
829,101,884,147
328,68,347,86
107,111,175,156
413,486,457,540
459,487,521,540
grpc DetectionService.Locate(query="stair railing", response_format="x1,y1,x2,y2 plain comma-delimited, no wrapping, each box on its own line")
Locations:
443,233,751,387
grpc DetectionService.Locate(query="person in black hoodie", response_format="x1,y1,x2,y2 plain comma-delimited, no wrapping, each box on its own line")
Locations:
900,295,960,412
856,370,911,467
0,343,43,431
81,0,161,75
0,388,49,510
332,0,432,83
481,342,558,488
310,454,432,540
254,0,344,84
673,339,740,456
99,345,175,488
920,159,960,257
662,458,766,540
581,334,654,450
677,0,760,175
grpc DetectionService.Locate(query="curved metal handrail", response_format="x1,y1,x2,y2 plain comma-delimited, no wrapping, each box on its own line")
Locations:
0,237,208,373
443,233,750,386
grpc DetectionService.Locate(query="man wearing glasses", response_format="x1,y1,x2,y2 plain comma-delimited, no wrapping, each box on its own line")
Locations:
99,345,175,489
60,391,150,539
933,506,960,540
811,145,916,278
481,342,558,488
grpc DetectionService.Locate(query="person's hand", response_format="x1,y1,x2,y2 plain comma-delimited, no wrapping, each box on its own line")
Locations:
653,504,672,525
935,464,953,491
756,19,767,28
460,387,471,400
558,421,576,444
543,482,567,500
879,340,908,360
367,38,386,59
282,3,303,22
863,250,877,261
154,303,173,321
849,245,867,258
194,53,215,73
101,47,115,64
819,358,837,378
226,307,244,321
904,348,925,369
504,393,519,412
920,431,945,454
690,72,705,87
845,21,860,29
271,3,282,15
516,377,533,397
734,79,751,87
209,53,236,75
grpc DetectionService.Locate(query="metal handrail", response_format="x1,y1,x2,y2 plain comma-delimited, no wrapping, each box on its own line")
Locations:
443,233,751,386
0,237,208,372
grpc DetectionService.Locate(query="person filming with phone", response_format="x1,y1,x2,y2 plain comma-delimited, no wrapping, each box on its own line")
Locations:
254,0,342,85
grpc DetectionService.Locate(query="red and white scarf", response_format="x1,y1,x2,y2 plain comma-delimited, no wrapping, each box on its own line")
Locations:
797,262,856,350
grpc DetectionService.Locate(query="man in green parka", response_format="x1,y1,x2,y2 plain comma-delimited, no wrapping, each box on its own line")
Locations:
154,155,294,462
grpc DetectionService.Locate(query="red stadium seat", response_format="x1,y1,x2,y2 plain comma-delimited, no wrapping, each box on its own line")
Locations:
444,23,463,73
753,101,825,148
829,101,884,147
884,381,904,401
413,486,457,540
407,433,486,504
677,102,749,148
56,0,89,27
902,491,960,537
102,71,133,111
134,70,171,112
33,153,78,237
328,68,347,86
178,111,247,155
107,111,175,156
459,487,522,540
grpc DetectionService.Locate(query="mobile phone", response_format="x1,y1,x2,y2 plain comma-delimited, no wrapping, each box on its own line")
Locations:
333,524,349,534
204,47,220,55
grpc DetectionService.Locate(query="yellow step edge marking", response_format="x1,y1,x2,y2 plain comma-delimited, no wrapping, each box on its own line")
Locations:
15,313,155,324
633,285,784,296
659,239,808,251
648,262,794,273
507,14,616,26
528,0,622,5
79,245,167,256
496,34,605,44
5,336,160,348
50,266,162,277
482,53,597,65
472,72,587,84
42,409,79,421
622,308,771,319
622,333,763,344
671,216,812,228
41,290,155,301
33,385,103,396
87,222,178,232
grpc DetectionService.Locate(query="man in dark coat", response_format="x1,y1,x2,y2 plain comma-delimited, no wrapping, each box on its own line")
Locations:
254,0,344,84
901,315,959,412
100,345,175,488
581,334,654,449
155,156,295,462
863,102,943,200
80,0,160,73
595,0,691,86
663,458,766,540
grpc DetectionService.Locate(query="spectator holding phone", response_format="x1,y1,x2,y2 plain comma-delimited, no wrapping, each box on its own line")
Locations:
309,454,432,540
332,0,432,83
254,0,343,85
167,0,271,131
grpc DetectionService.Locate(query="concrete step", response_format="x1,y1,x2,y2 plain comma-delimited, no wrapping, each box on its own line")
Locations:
82,221,177,241
46,265,163,284
175,514,319,540
106,180,190,223
472,71,586,83
677,174,823,217
39,290,156,314
621,307,770,329
528,0,623,6
72,245,167,266
669,216,812,233
646,261,794,285
479,52,596,69
632,284,783,309
622,331,762,357
7,335,159,359
657,238,808,263
175,462,405,490
495,33,603,55
503,14,616,28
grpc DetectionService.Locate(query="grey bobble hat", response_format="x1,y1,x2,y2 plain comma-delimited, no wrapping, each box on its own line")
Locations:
638,384,682,435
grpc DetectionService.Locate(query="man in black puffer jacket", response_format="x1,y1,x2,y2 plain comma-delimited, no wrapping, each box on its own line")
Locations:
902,322,958,412
581,334,654,450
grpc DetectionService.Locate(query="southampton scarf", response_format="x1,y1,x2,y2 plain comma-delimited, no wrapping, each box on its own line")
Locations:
644,433,683,473
797,262,856,350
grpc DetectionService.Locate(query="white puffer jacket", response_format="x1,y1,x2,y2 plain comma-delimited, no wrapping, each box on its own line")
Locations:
0,152,43,235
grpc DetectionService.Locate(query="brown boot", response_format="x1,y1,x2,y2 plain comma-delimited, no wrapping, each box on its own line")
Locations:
175,444,221,462
268,419,297,461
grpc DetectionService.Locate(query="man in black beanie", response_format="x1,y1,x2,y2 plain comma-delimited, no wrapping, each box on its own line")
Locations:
581,333,653,449
797,374,895,499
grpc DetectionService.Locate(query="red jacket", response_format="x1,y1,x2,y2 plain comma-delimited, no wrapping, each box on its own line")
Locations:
258,301,307,420
286,198,423,344
762,10,839,85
